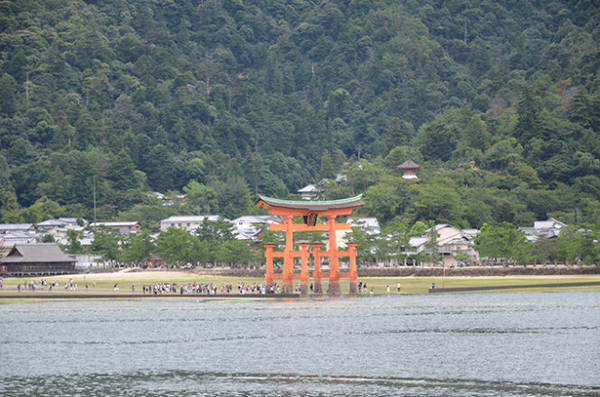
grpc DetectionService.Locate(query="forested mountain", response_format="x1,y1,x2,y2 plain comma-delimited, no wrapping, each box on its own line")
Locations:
0,0,599,229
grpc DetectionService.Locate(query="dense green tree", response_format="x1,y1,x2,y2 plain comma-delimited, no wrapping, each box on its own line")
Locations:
40,234,56,243
514,85,541,144
3,196,64,223
475,222,532,265
0,74,18,115
363,178,403,223
0,0,597,235
120,230,155,265
183,180,218,214
345,227,377,264
110,150,138,191
384,118,413,151
155,227,198,267
91,228,121,263
195,217,235,243
319,150,335,180
217,240,254,266
407,182,462,225
0,154,19,221
65,229,84,254
417,119,458,161
556,224,600,265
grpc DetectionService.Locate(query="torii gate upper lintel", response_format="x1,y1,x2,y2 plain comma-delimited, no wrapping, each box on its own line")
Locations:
256,194,363,296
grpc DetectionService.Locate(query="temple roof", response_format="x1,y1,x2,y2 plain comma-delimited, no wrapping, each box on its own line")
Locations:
397,160,421,170
0,244,75,264
257,194,364,211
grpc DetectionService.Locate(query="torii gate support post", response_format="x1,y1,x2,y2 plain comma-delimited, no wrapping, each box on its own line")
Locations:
299,243,311,296
347,243,358,295
264,244,276,291
311,244,322,294
327,215,341,296
282,215,294,294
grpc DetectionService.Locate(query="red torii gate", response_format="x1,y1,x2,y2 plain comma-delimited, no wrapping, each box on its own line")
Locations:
256,194,363,296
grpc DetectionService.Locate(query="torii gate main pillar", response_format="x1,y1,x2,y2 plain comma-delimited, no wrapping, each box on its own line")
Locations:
327,215,341,296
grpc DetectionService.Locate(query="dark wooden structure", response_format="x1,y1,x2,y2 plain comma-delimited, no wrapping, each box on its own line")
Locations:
0,244,76,276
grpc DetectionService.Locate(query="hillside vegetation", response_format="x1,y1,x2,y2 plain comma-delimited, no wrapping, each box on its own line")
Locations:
0,0,599,228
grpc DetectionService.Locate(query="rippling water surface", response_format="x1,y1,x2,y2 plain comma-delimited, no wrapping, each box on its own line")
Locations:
1,292,599,396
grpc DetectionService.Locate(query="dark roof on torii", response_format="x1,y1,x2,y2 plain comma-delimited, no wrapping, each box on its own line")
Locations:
257,194,364,211
397,160,421,170
0,244,76,264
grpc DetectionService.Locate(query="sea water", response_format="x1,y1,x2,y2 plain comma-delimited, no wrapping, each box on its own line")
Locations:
1,291,599,396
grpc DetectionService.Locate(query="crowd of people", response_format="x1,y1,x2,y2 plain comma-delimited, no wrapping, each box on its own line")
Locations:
10,279,278,295
9,279,397,295
14,278,98,292
139,281,276,296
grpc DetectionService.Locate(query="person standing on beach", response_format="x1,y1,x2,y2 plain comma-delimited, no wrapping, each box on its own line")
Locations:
397,282,401,293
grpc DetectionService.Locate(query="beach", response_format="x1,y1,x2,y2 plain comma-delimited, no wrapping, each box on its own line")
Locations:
2,270,600,299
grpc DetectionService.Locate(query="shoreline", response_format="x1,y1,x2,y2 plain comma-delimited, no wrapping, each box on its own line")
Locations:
3,279,600,300
429,280,600,293
2,271,600,300
0,293,300,299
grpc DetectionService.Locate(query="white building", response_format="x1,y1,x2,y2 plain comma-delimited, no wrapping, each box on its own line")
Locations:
90,222,141,235
160,215,223,232
350,217,381,235
406,224,479,266
74,254,105,270
231,215,284,240
0,231,38,246
297,184,322,200
36,218,86,243
0,224,38,247
519,218,566,242
0,224,36,234
37,218,81,231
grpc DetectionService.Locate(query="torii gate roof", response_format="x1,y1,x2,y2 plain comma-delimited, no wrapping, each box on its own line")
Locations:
257,194,364,212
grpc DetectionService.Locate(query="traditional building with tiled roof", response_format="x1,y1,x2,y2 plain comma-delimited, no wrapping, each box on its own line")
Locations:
0,243,76,276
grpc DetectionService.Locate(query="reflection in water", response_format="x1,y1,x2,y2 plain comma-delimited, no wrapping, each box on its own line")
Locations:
1,292,599,396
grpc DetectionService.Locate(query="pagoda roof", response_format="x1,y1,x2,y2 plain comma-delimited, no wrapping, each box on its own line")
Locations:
257,194,364,211
397,160,421,170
